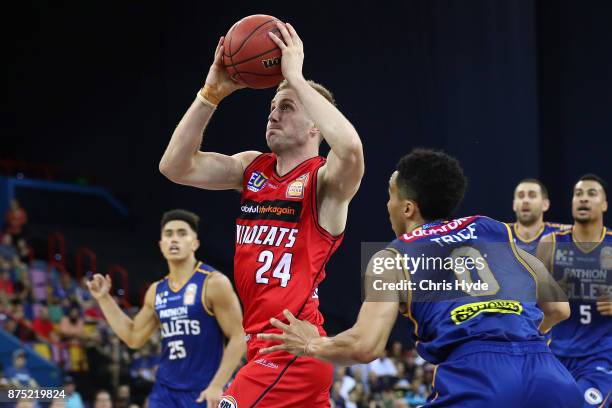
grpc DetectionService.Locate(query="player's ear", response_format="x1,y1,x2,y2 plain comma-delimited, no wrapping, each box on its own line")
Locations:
404,199,418,219
542,198,550,212
309,125,320,139
603,199,608,213
193,238,200,251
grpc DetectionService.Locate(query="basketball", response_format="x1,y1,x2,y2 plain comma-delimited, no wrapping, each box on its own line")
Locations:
223,14,284,89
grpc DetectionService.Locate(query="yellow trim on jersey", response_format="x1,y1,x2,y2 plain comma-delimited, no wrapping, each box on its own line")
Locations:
598,391,610,408
505,224,539,292
166,261,202,294
572,227,607,254
512,222,545,243
546,338,552,347
199,269,215,317
386,247,419,338
432,365,439,388
549,231,557,272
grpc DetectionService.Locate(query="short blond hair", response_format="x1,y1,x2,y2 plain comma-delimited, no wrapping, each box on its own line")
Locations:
276,79,336,106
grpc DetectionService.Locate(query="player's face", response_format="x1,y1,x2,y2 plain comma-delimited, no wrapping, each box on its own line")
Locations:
159,220,199,261
513,182,549,225
387,172,407,237
266,89,317,154
572,180,608,223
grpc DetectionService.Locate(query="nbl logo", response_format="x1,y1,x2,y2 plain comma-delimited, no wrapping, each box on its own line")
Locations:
219,396,238,408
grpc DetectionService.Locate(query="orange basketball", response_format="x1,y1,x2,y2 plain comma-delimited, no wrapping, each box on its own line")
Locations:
223,15,284,89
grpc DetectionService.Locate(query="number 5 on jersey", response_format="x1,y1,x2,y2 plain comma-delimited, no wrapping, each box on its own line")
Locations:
255,250,293,287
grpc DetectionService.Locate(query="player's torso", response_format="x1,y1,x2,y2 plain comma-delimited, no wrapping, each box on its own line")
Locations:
154,262,223,390
549,228,612,357
235,153,343,334
390,216,544,364
510,222,567,255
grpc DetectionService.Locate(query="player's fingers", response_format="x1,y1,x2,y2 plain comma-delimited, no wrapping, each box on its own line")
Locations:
208,397,219,407
269,317,289,331
259,345,286,354
105,274,112,285
283,309,297,323
285,23,302,45
257,333,283,342
268,31,286,49
195,391,205,403
275,22,293,47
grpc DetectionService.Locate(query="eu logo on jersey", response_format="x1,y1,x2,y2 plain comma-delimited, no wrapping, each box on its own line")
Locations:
247,172,268,193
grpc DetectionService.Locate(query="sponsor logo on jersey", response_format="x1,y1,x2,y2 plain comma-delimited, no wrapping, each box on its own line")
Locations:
555,248,575,266
239,199,302,223
183,283,197,305
155,290,169,308
247,171,268,193
600,246,612,270
450,300,523,324
219,396,238,408
584,387,603,404
254,358,279,369
286,173,309,199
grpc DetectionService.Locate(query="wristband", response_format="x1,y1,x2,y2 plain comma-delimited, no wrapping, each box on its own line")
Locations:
196,90,217,109
197,83,227,107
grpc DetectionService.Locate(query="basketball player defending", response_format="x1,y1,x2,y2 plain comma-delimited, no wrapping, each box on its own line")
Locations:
87,210,246,407
260,150,581,408
159,23,364,407
537,175,612,407
510,178,568,255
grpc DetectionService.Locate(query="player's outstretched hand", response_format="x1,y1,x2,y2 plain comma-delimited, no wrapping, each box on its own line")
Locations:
86,274,112,300
596,296,612,316
204,36,245,101
196,383,223,407
257,309,320,356
268,22,304,84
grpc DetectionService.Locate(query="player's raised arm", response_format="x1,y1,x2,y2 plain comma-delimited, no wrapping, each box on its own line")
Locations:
196,273,246,407
517,247,570,333
159,36,260,190
268,23,364,201
87,274,159,349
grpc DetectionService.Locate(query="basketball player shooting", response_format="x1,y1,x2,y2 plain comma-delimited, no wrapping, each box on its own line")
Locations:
159,22,364,407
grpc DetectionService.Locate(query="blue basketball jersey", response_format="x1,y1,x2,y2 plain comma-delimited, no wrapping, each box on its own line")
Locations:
548,228,612,358
389,216,544,365
154,262,224,391
509,221,568,255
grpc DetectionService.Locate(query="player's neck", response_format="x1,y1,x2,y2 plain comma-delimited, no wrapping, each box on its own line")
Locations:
167,257,198,286
572,220,604,242
516,219,544,240
275,149,317,177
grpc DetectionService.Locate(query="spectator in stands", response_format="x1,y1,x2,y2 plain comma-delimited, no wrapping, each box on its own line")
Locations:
114,384,131,408
12,260,32,304
0,368,9,390
0,236,17,261
330,380,346,408
16,238,31,264
93,390,113,408
59,304,85,341
0,267,14,298
32,303,54,341
54,273,77,301
369,350,399,392
4,349,38,388
47,297,65,324
4,199,28,241
64,375,85,408
8,301,35,341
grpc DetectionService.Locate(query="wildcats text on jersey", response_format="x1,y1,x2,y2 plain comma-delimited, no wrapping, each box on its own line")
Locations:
236,224,298,247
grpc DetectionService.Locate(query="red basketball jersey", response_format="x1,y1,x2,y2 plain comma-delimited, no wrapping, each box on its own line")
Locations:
235,153,343,335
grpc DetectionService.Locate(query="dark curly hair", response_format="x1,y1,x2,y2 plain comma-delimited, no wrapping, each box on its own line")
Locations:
396,149,467,221
161,209,199,234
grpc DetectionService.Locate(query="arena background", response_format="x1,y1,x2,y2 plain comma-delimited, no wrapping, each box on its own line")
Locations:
2,0,611,391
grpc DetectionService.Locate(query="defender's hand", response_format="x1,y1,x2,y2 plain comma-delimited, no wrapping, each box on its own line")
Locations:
204,36,245,100
196,383,223,407
86,274,112,300
257,309,320,356
268,23,304,84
